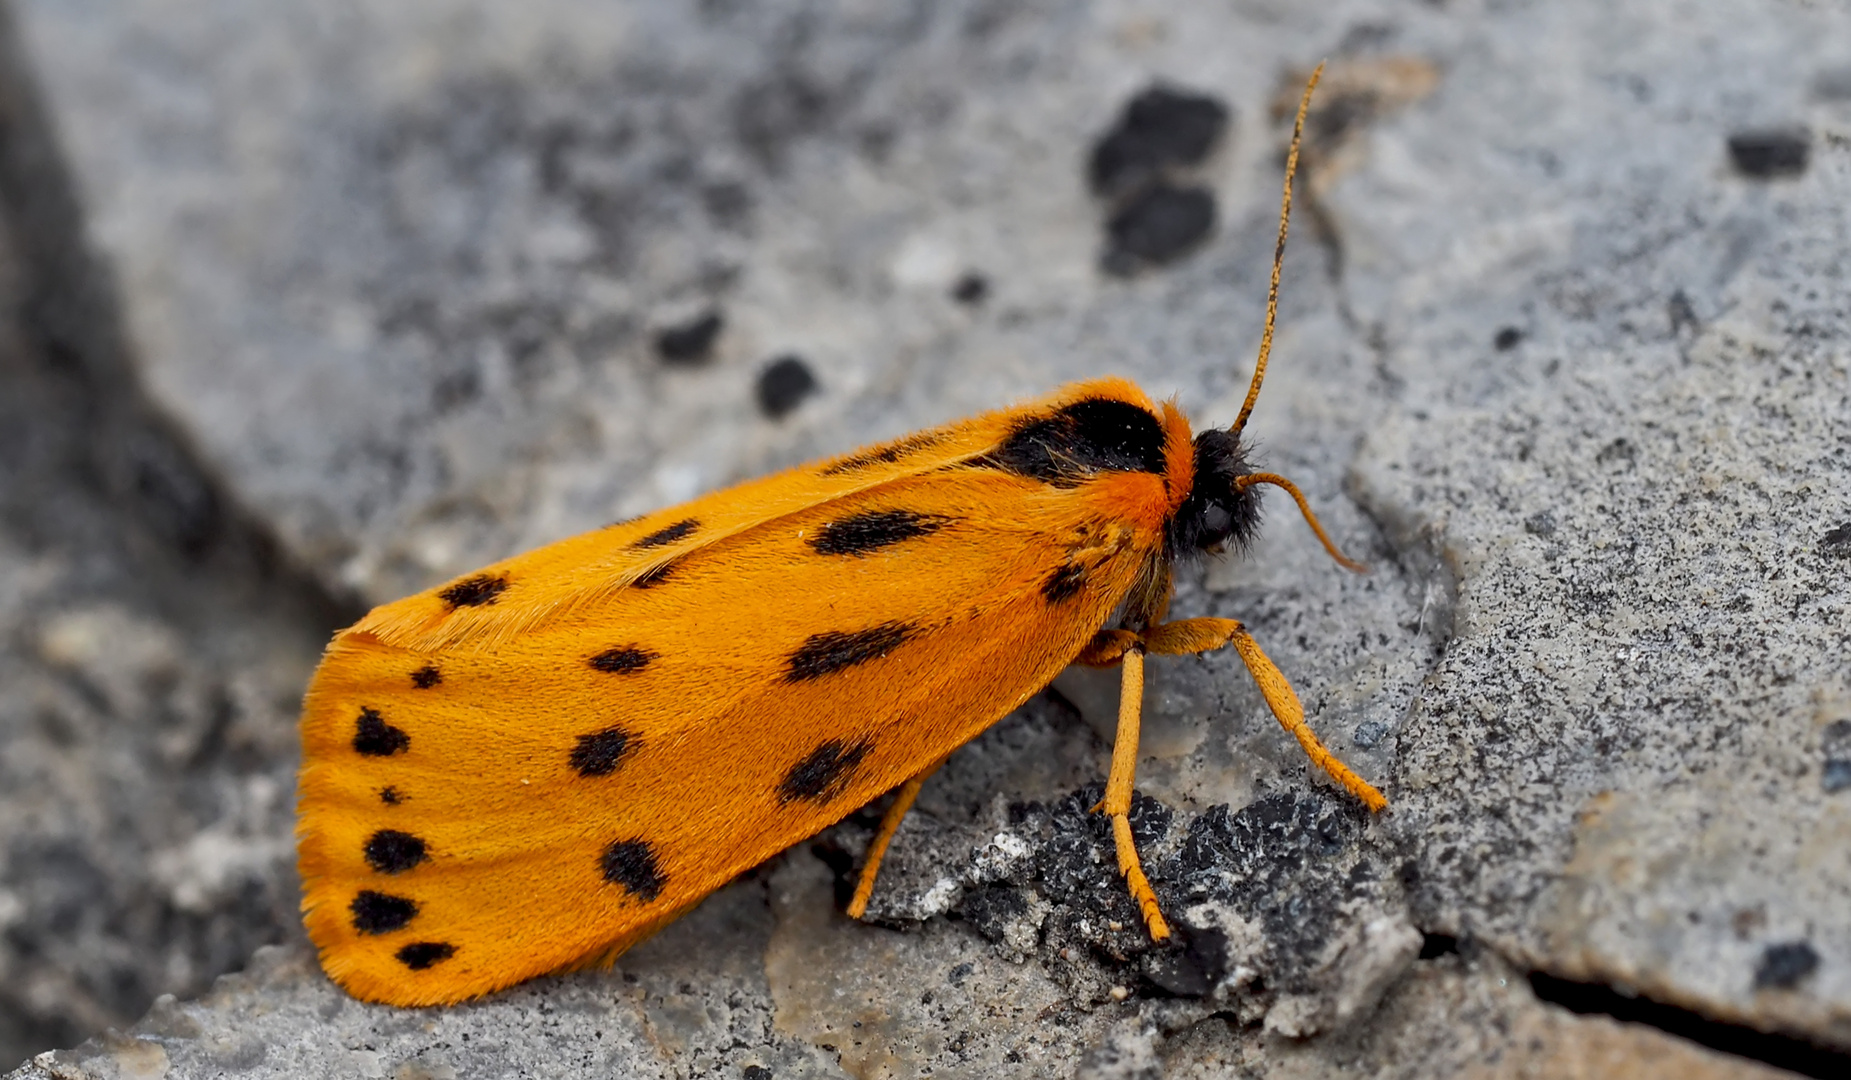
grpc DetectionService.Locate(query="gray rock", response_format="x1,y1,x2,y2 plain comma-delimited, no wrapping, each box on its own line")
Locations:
5,0,1850,1075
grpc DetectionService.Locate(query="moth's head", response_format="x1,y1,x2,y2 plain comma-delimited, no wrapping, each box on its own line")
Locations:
1170,428,1262,556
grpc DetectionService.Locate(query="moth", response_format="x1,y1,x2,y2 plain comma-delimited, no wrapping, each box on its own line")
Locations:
296,66,1382,1006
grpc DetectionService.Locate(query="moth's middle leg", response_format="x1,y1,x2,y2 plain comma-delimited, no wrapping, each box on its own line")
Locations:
846,755,947,920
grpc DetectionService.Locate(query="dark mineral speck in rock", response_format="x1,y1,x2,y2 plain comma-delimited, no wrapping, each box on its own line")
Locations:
1820,522,1851,557
654,309,724,365
1823,760,1851,794
1727,128,1810,178
951,272,989,305
1089,85,1231,198
1103,184,1216,273
1822,721,1851,793
1753,940,1820,989
756,355,819,418
1354,720,1389,748
1494,326,1524,350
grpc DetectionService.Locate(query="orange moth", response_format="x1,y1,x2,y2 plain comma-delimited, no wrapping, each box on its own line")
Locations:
296,66,1383,1006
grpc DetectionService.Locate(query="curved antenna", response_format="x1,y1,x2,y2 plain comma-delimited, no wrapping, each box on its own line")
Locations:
1235,471,1367,573
1232,61,1323,436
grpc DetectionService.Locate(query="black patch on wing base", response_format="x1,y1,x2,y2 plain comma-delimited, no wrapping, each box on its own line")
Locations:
810,510,952,556
778,739,872,803
785,622,915,681
439,573,508,608
1043,563,1088,602
410,665,442,689
351,890,417,934
978,398,1167,486
634,519,699,549
353,708,409,756
589,646,656,673
396,942,456,970
601,839,666,901
570,728,632,777
378,787,403,806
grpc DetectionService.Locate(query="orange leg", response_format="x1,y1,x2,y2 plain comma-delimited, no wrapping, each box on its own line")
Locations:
1097,642,1171,940
1146,617,1386,811
846,757,946,919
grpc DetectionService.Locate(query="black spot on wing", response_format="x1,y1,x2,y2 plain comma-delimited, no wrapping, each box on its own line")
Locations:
351,890,417,934
631,559,679,589
810,509,953,556
820,432,947,476
785,622,916,682
410,665,442,689
976,398,1167,487
364,830,428,874
378,787,403,806
570,728,632,777
778,739,872,803
601,839,666,901
353,708,409,757
1043,563,1088,602
439,573,508,608
589,646,656,673
396,942,456,970
634,518,699,549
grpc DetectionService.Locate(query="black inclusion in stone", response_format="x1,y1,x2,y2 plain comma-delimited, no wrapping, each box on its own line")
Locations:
353,707,409,757
350,890,418,934
439,573,509,608
633,518,699,549
951,272,989,305
364,830,428,874
1754,941,1821,989
757,355,820,419
654,309,725,365
600,839,666,901
785,622,915,682
410,665,442,689
1042,562,1087,602
979,397,1168,486
589,646,656,673
1105,183,1216,271
1818,522,1851,557
810,509,952,556
396,942,456,970
1089,85,1231,198
778,739,871,803
1728,128,1810,179
570,728,632,777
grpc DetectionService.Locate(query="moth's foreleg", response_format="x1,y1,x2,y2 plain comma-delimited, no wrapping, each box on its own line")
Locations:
846,756,947,920
1146,617,1387,812
1099,642,1172,941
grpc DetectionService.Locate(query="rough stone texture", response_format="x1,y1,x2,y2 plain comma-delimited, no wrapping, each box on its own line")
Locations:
3,0,1849,1076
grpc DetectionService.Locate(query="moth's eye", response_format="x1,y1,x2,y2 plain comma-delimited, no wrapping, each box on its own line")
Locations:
1202,504,1231,535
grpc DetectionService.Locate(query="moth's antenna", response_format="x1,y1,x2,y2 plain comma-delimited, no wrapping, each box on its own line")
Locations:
1232,61,1322,436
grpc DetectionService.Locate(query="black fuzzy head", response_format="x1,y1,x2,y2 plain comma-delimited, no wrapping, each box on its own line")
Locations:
1169,428,1262,557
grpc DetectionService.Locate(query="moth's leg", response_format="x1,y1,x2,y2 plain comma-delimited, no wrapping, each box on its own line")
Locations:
1100,642,1172,941
1075,627,1140,667
847,756,947,920
1145,617,1387,812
